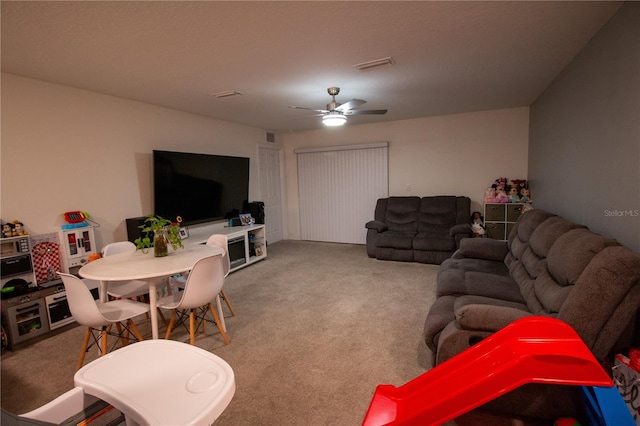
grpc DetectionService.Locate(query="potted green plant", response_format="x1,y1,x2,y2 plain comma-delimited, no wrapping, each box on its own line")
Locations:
134,214,184,257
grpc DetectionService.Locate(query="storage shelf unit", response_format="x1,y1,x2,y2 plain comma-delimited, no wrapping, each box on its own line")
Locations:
484,203,525,240
187,224,267,273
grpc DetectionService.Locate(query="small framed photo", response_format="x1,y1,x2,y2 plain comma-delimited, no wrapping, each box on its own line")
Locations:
179,227,189,239
239,213,253,226
255,246,263,256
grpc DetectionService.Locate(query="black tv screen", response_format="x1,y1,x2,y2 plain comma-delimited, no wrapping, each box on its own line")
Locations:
153,150,249,226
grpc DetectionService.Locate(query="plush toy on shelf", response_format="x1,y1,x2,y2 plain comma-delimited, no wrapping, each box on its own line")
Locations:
2,223,14,238
470,212,486,237
12,220,28,236
520,187,533,204
492,177,509,203
483,187,496,203
508,186,520,203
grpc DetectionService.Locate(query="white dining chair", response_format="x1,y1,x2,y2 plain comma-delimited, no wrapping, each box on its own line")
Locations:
170,234,235,332
158,254,230,345
102,241,160,300
57,272,150,370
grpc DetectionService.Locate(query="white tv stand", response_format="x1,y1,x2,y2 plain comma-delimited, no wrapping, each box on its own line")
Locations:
186,223,267,273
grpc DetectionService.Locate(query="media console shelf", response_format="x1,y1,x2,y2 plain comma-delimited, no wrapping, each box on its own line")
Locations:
186,224,267,273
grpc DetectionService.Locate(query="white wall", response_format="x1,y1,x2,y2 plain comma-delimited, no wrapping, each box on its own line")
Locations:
1,74,270,248
282,107,530,240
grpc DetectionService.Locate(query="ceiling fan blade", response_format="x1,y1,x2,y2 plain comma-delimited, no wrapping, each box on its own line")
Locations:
289,105,330,114
345,109,388,115
335,99,366,111
292,113,325,120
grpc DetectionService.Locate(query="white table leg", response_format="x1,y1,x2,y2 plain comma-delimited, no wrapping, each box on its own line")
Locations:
148,279,159,339
99,281,108,303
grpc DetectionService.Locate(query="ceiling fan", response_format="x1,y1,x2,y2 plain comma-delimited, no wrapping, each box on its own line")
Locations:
289,87,388,126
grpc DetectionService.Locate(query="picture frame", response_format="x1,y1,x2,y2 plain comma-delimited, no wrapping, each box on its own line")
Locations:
239,213,253,226
179,227,189,239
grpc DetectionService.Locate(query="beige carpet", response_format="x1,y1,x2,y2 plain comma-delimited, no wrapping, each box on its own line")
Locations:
0,240,533,425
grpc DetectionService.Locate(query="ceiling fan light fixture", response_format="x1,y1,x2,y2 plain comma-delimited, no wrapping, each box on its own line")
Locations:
322,114,347,127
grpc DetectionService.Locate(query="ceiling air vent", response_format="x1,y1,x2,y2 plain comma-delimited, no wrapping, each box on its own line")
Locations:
353,57,394,72
266,132,275,143
213,90,244,98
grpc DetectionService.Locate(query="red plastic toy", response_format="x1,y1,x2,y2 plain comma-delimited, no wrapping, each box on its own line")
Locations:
363,317,631,426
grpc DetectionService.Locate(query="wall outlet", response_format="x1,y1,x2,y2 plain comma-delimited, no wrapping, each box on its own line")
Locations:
405,184,412,192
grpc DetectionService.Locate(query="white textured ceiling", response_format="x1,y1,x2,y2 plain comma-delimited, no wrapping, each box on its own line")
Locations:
1,1,622,132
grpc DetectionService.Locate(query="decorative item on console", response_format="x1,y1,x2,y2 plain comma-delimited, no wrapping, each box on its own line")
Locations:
2,220,28,238
134,214,184,257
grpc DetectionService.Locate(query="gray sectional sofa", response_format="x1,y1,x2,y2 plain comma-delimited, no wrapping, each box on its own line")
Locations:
365,196,471,265
423,208,640,421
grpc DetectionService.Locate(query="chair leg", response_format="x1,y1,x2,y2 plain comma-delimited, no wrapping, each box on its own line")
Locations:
165,310,177,340
77,327,92,370
220,290,235,316
189,309,196,345
128,319,144,342
207,303,230,345
157,308,168,327
116,322,128,347
100,326,108,356
215,296,227,332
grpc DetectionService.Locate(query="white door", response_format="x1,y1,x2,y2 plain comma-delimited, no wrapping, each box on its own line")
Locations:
259,146,283,243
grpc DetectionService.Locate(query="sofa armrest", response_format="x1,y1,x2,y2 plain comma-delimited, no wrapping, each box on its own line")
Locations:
455,237,508,261
449,223,471,237
365,220,387,233
455,304,534,333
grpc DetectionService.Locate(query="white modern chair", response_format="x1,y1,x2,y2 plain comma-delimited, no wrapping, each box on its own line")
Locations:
170,234,235,332
57,272,150,370
103,241,169,326
158,254,230,346
102,241,155,299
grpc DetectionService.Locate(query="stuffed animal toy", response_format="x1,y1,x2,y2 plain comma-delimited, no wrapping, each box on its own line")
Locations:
494,187,509,203
2,223,14,238
483,187,496,203
520,187,533,204
508,186,520,203
12,220,27,236
470,212,485,237
490,177,509,203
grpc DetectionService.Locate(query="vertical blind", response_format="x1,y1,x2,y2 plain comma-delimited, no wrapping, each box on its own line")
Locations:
296,142,388,244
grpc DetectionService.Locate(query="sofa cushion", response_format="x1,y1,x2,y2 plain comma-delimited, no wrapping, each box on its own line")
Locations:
436,269,524,303
507,209,556,250
546,228,619,286
375,231,415,249
413,233,456,252
418,196,458,233
376,231,414,250
558,245,640,360
533,269,573,314
509,260,543,313
454,238,508,262
382,197,421,232
528,216,586,258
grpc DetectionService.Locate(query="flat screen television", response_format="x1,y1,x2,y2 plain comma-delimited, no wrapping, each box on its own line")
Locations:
153,150,249,226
